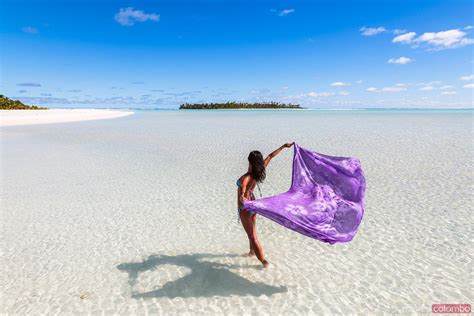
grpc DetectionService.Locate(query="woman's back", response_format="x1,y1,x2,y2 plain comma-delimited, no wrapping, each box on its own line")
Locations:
237,174,256,199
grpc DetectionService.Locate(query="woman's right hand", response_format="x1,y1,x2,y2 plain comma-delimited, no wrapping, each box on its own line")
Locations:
238,194,247,209
283,142,294,148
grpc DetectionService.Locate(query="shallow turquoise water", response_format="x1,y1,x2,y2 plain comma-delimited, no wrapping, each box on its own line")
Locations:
1,110,472,314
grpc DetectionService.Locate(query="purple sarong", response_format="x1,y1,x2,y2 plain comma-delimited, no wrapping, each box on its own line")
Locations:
243,143,366,244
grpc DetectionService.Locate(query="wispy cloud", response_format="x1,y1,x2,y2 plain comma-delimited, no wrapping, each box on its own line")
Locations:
68,89,82,93
367,85,407,93
419,86,435,91
393,29,474,50
360,26,386,36
164,90,202,97
417,81,442,87
306,92,335,97
463,83,474,89
132,81,145,84
278,9,295,16
17,89,28,93
41,93,52,96
393,29,407,35
360,26,408,37
382,86,407,92
17,82,41,87
330,82,351,87
15,96,69,104
441,91,457,95
460,75,474,81
392,32,417,43
22,26,38,34
14,95,171,106
115,7,160,26
388,57,414,65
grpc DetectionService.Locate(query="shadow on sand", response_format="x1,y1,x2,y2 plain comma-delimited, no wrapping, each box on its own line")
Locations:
117,253,287,299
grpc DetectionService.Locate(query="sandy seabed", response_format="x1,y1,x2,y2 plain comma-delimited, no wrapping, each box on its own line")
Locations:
1,110,472,314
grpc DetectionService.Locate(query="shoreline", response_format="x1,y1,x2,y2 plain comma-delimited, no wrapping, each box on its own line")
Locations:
0,109,134,127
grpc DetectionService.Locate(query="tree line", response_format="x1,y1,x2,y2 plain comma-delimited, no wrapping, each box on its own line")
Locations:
179,101,302,109
0,95,47,110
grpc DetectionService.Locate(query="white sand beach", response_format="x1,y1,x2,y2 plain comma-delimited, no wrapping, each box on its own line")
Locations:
0,109,133,126
0,110,472,314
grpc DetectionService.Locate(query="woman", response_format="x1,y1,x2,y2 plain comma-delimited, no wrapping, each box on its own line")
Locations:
237,142,294,267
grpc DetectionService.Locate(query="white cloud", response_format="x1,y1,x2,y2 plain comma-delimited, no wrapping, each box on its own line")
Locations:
417,81,442,86
360,26,386,36
361,27,409,37
356,80,363,84
388,57,414,65
278,9,295,16
419,86,435,91
441,91,457,95
382,86,407,92
393,29,474,50
460,75,474,81
463,83,474,89
330,81,351,87
367,86,407,93
338,91,350,96
306,92,335,97
114,7,160,26
22,26,38,34
416,29,474,49
17,82,41,87
393,29,407,35
464,25,474,30
392,32,416,43
440,85,453,90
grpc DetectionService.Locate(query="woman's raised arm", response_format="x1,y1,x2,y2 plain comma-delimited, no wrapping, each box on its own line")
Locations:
263,142,294,167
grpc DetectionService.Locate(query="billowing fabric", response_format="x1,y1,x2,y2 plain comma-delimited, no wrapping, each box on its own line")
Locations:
243,143,366,244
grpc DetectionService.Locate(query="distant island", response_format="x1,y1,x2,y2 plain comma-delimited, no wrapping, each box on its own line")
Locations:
0,95,47,110
179,102,303,110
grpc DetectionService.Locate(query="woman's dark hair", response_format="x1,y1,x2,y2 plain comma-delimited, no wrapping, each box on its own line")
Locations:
248,151,266,183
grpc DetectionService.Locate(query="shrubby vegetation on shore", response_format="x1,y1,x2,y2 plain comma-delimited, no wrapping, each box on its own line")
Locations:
179,101,302,109
0,95,47,110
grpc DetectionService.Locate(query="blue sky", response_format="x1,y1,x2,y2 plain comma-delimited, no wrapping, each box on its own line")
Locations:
1,0,473,108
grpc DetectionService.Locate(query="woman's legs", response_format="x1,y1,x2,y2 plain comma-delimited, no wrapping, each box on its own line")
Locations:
240,210,269,267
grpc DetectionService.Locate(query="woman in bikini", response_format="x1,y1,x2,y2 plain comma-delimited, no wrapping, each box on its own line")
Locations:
237,142,294,268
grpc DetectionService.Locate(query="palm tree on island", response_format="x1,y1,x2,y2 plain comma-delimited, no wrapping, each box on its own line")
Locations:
179,101,303,109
